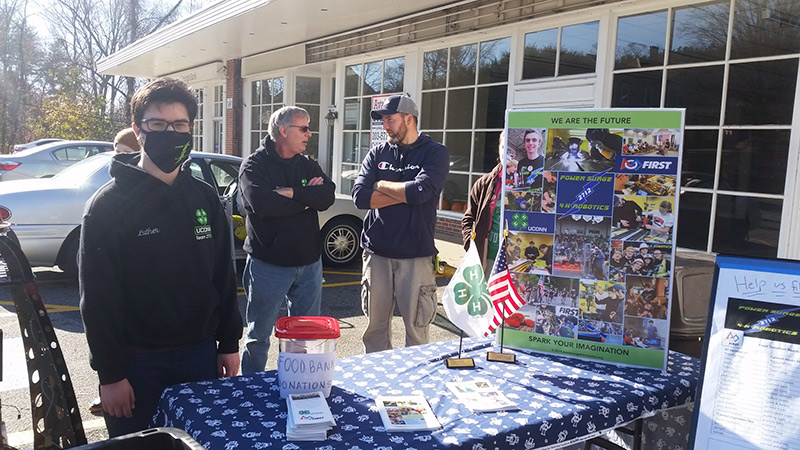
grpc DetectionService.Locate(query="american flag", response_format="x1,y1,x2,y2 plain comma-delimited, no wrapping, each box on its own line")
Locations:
486,235,525,334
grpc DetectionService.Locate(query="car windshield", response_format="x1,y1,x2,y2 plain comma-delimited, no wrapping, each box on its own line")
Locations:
52,153,114,183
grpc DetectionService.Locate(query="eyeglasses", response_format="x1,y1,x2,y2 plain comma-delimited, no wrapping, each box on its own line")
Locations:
141,119,192,133
288,125,312,133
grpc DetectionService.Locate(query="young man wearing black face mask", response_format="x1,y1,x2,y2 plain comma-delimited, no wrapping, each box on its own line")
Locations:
79,77,242,437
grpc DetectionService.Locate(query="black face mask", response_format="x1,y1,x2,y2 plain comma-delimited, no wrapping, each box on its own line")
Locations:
142,131,193,173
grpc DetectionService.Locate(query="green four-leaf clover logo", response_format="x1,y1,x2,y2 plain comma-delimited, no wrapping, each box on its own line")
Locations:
453,265,490,317
512,212,528,229
196,208,208,225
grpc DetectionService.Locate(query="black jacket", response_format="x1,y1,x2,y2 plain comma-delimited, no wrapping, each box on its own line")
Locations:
79,153,242,385
239,136,335,266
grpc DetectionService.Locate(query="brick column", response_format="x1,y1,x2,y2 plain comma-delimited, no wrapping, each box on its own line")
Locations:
225,59,242,157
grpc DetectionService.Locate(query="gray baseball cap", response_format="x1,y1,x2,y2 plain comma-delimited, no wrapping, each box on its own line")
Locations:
370,94,418,120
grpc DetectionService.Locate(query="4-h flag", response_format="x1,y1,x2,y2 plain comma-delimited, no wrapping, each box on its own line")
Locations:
441,240,493,337
486,235,525,334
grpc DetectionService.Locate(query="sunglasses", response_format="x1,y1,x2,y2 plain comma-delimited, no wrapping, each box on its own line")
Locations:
288,125,312,133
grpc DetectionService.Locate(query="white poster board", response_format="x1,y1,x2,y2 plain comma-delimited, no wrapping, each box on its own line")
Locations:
370,95,390,148
691,255,800,449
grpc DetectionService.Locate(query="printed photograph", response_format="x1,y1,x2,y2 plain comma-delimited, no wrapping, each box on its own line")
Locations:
506,231,553,275
579,280,625,323
622,128,680,157
623,275,670,319
577,319,624,346
614,174,676,197
552,216,611,280
623,317,668,350
505,190,542,212
544,128,622,172
542,171,557,213
507,128,546,188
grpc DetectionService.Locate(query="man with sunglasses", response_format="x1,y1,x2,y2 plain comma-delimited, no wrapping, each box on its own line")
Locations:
80,77,242,436
238,106,335,374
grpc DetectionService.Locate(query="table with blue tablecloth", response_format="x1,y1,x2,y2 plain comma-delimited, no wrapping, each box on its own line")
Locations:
153,338,698,449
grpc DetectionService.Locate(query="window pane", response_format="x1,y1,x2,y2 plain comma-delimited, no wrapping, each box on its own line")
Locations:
251,81,261,105
442,173,470,212
343,133,360,163
615,11,668,69
446,88,475,129
676,192,711,250
474,131,502,173
427,132,444,147
719,129,789,195
523,28,558,79
340,163,359,195
271,78,284,103
345,65,361,97
251,106,261,131
363,61,382,96
361,98,372,131
478,37,511,84
681,129,718,188
670,1,729,65
474,85,507,129
262,80,271,104
296,77,321,104
725,59,798,125
445,131,472,172
449,44,477,87
251,132,261,151
712,195,781,258
611,71,663,107
422,49,448,90
666,66,723,125
383,57,405,93
343,98,360,130
559,21,599,76
421,91,445,130
731,0,800,60
299,104,321,132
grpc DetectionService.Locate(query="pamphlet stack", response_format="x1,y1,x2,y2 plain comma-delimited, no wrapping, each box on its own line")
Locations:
286,391,336,441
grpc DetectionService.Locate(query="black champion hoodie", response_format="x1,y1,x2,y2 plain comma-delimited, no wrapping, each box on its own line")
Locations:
238,136,335,267
79,153,242,385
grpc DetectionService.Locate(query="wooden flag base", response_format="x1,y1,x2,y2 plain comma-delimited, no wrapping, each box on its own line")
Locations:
445,357,476,369
486,352,516,363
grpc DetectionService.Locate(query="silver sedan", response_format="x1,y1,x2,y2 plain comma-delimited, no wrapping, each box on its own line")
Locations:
0,140,113,181
0,152,364,276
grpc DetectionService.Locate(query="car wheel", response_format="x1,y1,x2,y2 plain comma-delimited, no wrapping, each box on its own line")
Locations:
321,217,362,267
58,235,80,279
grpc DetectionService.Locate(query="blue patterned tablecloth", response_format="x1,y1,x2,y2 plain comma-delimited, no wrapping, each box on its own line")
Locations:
153,338,698,449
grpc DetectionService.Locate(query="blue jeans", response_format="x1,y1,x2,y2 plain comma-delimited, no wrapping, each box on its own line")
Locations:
103,338,217,438
241,255,322,374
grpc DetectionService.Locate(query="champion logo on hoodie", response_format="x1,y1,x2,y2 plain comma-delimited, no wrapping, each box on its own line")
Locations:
377,161,421,173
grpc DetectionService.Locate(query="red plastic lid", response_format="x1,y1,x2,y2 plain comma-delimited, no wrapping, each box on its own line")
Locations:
274,316,340,339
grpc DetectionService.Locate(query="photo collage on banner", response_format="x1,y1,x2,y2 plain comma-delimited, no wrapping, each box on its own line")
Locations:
498,109,684,370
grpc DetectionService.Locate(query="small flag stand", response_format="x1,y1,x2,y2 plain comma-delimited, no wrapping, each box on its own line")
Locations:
445,330,476,369
486,223,519,364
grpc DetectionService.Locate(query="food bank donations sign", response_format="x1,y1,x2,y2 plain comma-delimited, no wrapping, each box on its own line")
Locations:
497,109,684,370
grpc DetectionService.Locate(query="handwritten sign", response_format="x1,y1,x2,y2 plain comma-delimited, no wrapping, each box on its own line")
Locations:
691,256,800,450
277,351,336,398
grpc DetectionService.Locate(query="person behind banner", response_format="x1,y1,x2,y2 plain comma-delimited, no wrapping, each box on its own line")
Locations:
461,132,505,277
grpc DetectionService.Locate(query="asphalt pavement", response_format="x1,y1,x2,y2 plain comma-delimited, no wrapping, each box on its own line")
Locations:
0,237,467,448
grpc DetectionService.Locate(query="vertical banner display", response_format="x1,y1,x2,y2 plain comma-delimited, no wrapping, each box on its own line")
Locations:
497,109,684,370
690,256,800,450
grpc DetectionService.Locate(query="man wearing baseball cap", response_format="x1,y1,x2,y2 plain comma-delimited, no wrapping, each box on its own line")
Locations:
352,94,449,353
